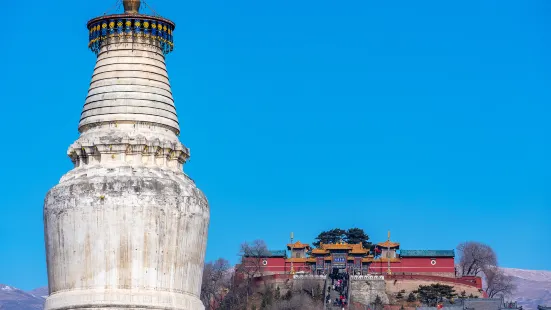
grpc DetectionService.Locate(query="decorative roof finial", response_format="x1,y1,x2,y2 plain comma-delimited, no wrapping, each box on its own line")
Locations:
123,0,141,14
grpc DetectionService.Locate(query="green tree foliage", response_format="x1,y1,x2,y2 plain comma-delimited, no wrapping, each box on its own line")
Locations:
312,228,371,248
415,284,457,307
345,227,372,249
396,291,404,299
313,229,346,247
407,292,417,302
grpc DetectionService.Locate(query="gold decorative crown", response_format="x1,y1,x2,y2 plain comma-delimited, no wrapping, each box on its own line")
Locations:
123,0,141,14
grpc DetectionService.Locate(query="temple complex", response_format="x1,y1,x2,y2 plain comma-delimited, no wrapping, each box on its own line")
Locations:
43,1,210,309
237,232,484,306
242,232,456,278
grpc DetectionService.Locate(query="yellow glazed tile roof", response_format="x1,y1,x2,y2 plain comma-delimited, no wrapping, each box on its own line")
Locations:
287,241,310,250
377,240,400,248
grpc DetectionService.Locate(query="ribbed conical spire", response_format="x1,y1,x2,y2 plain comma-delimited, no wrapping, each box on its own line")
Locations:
83,13,178,135
79,43,180,134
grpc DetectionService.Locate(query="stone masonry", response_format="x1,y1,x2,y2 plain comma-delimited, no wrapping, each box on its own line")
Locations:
349,278,390,306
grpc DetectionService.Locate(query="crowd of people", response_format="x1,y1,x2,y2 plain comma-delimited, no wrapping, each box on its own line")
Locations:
325,272,349,309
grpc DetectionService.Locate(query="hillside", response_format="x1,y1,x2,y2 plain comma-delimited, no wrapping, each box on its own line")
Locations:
503,268,551,310
0,268,549,309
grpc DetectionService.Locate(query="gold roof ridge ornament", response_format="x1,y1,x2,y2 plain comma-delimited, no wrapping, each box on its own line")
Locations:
123,0,141,14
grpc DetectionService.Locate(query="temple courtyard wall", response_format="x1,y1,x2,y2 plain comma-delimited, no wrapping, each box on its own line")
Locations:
350,278,390,305
384,278,483,299
247,273,483,307
250,274,325,291
348,275,483,307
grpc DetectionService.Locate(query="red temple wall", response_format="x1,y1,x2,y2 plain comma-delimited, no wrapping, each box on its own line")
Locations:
242,256,455,277
240,257,311,274
368,257,455,274
284,261,310,273
368,261,402,273
241,257,287,273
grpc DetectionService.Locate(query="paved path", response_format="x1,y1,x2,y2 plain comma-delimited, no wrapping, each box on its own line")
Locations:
325,276,349,310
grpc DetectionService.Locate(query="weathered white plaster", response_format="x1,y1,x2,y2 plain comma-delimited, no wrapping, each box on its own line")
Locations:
44,39,210,310
79,42,180,134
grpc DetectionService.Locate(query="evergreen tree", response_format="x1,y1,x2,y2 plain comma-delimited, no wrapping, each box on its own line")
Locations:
396,291,404,299
345,228,372,249
313,229,346,247
313,228,372,249
407,292,417,303
415,284,457,306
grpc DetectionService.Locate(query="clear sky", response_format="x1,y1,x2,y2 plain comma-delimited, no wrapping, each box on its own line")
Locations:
0,0,549,290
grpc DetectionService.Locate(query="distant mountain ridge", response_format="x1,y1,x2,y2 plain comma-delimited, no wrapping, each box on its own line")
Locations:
0,285,44,310
26,287,48,299
502,268,551,310
1,268,549,310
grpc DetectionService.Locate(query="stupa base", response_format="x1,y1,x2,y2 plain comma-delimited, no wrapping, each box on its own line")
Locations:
44,288,205,310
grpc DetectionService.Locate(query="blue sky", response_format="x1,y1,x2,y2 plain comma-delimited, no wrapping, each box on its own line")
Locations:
0,0,549,290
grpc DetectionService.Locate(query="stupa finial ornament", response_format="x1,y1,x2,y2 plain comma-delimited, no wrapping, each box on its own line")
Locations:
123,0,141,14
87,0,175,55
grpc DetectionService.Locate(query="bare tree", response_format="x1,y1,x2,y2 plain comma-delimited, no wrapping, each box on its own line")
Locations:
239,239,270,279
484,266,516,298
201,258,231,310
457,241,497,276
234,239,271,307
217,284,248,310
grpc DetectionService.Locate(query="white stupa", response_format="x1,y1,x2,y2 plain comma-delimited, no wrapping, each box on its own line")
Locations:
43,1,210,309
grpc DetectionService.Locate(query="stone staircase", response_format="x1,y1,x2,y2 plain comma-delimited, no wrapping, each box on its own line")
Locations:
324,274,349,310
